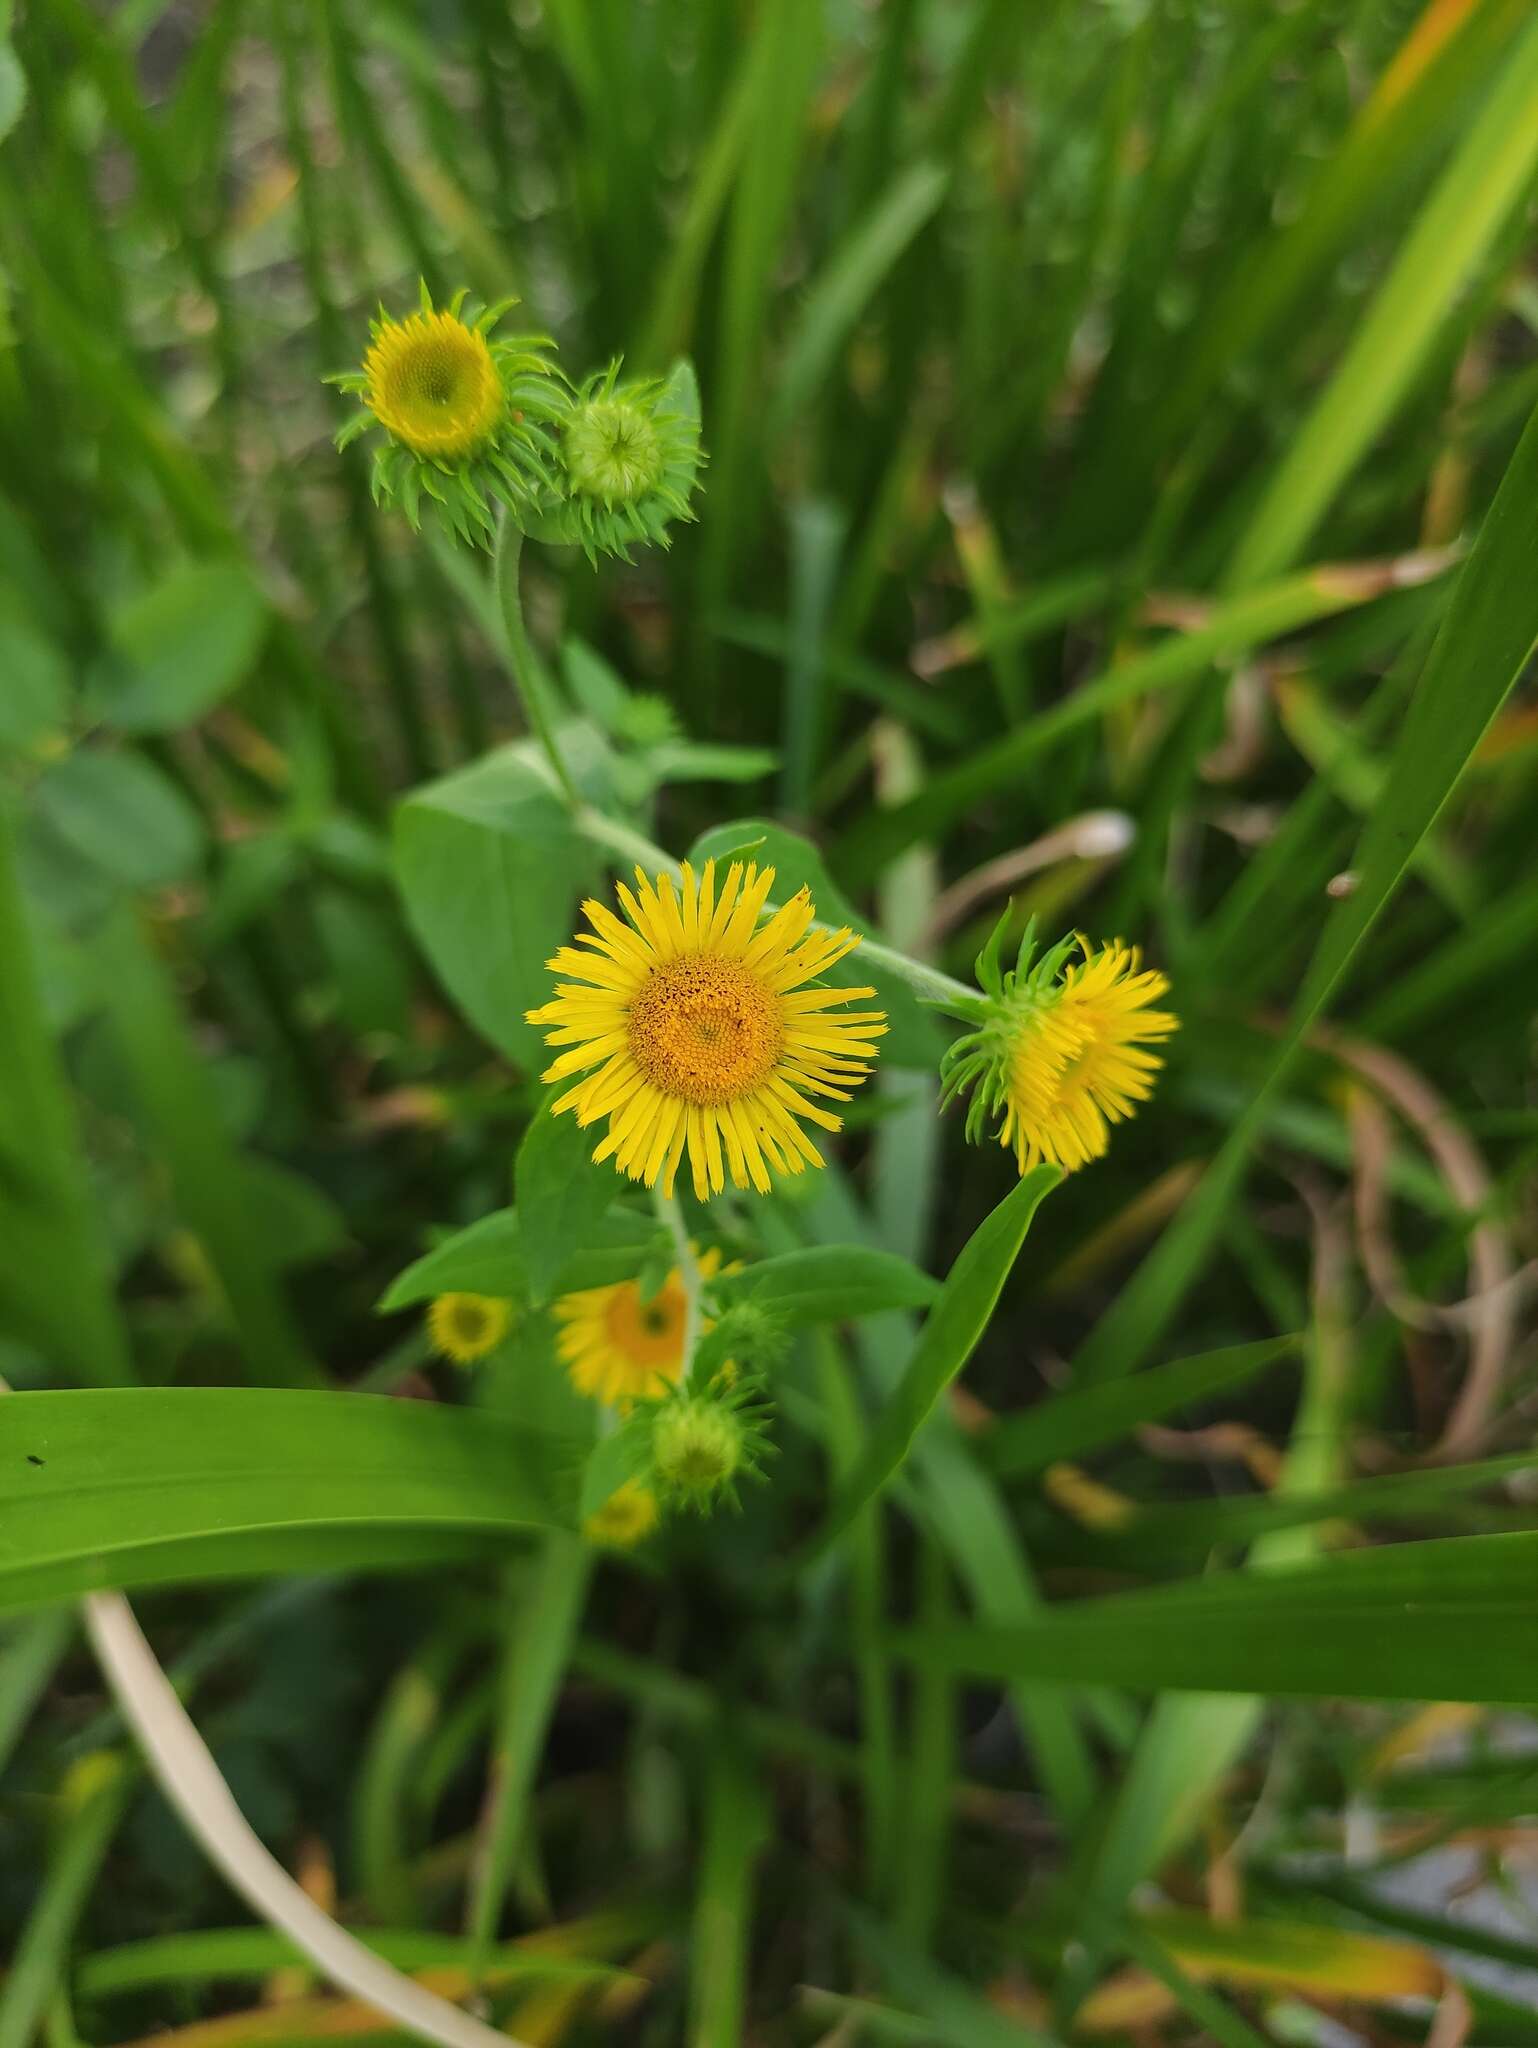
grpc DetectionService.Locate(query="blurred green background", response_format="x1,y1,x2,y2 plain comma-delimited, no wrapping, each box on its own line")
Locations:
3,0,1538,2041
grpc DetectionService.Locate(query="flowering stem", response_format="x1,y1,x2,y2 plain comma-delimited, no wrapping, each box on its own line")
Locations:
576,809,980,1016
492,515,581,807
653,1184,703,1382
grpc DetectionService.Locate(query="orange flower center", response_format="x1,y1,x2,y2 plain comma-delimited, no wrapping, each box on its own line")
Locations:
604,1278,687,1370
627,957,784,1106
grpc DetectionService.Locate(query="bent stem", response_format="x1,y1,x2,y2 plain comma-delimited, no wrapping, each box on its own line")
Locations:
576,809,980,1019
653,1184,703,1382
492,515,580,806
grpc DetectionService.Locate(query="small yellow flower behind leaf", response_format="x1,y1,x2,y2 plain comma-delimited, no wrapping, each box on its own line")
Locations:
583,1480,659,1549
426,1292,513,1364
554,1249,727,1409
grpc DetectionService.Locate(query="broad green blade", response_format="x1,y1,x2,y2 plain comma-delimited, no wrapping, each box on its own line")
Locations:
894,1530,1538,1703
0,1388,576,1615
806,1167,1060,1559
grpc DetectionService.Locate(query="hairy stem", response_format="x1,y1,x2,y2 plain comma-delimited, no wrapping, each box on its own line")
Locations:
653,1184,703,1381
492,516,580,806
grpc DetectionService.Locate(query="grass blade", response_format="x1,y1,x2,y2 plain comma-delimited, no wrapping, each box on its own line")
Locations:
1074,395,1538,1383
806,1167,1060,1559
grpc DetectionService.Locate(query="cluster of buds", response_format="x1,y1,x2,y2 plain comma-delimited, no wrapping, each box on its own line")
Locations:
583,1287,789,1547
330,283,703,553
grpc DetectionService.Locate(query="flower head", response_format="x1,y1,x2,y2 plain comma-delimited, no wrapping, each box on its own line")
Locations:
941,923,1177,1175
554,1247,727,1408
544,360,704,562
583,1479,659,1549
329,284,566,545
427,1292,514,1364
648,1377,773,1513
527,861,886,1199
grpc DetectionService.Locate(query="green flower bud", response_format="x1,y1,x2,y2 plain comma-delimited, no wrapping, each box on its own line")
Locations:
549,360,704,563
644,1377,774,1515
653,1397,743,1501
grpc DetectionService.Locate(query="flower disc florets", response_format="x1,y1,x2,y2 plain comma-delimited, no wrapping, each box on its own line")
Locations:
329,283,566,546
940,916,1178,1175
551,361,704,562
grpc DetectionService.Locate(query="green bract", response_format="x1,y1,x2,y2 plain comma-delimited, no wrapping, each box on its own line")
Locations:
937,913,1080,1149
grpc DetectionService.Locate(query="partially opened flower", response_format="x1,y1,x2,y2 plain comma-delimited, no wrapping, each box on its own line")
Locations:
527,861,886,1198
941,924,1177,1174
554,1247,728,1407
329,284,565,544
426,1292,513,1363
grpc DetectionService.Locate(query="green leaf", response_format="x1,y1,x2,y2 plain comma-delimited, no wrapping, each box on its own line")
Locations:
835,567,1415,883
687,817,942,1066
711,1246,938,1326
468,1536,593,1957
841,1898,1065,2048
0,1748,133,2048
0,807,132,1385
91,905,322,1387
31,751,204,893
395,745,598,1068
893,1531,1538,1704
0,28,24,149
690,1741,770,2048
515,1095,620,1302
380,1209,527,1311
808,1167,1060,1557
643,740,778,786
0,618,69,754
0,1387,576,1615
77,1929,628,1997
0,1611,73,1775
239,1156,348,1271
1226,13,1538,587
97,563,268,733
378,1206,660,1313
983,1337,1298,1479
578,1427,652,1522
771,158,950,430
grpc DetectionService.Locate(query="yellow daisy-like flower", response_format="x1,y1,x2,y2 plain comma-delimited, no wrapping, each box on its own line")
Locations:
426,1292,513,1364
554,1248,726,1408
329,286,565,544
526,862,887,1198
999,942,1178,1173
362,307,504,461
583,1480,659,1549
942,929,1178,1176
